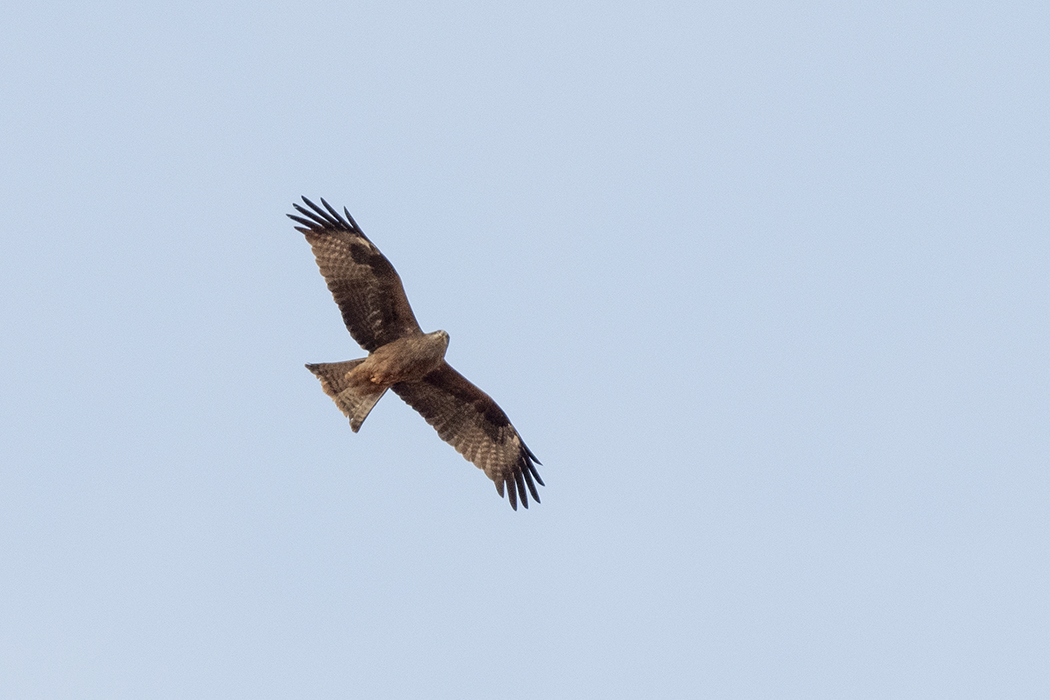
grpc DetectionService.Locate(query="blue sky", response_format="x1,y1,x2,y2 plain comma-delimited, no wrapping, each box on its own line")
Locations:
2,1,1048,697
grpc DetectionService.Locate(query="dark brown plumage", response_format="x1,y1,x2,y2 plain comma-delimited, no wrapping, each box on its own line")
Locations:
288,197,543,509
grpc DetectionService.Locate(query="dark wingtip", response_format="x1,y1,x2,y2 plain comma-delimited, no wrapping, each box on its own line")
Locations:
288,196,359,234
521,441,544,489
514,470,530,509
287,213,316,233
504,476,519,510
494,442,543,510
344,206,361,230
524,442,542,466
319,197,352,229
528,461,545,488
522,461,541,503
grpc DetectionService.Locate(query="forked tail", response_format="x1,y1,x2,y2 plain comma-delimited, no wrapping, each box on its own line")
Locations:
305,360,387,433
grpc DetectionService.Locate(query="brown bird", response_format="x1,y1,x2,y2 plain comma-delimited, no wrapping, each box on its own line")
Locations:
288,197,543,509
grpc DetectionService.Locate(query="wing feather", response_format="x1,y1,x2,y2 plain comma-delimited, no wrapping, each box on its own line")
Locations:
392,364,543,510
288,197,421,351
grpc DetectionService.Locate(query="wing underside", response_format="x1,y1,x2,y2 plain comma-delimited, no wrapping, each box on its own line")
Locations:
289,197,422,352
392,363,543,510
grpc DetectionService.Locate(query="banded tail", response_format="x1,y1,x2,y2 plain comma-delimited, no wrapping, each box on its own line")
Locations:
305,360,387,432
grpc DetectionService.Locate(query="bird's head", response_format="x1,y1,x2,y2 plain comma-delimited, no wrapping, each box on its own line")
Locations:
431,329,450,349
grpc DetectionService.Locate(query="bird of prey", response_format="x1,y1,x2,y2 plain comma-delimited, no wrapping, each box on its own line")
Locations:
288,197,544,509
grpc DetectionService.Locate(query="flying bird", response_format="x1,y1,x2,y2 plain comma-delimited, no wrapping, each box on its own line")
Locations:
288,197,543,509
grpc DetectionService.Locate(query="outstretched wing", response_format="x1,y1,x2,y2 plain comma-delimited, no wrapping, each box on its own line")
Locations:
392,364,544,510
288,197,421,352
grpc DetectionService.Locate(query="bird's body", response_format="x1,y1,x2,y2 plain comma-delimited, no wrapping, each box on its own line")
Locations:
288,197,543,509
343,330,450,395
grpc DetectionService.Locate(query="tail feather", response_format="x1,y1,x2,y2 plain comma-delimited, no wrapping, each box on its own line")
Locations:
305,360,387,432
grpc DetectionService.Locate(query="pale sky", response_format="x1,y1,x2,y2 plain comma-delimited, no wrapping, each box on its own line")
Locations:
2,1,1048,697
